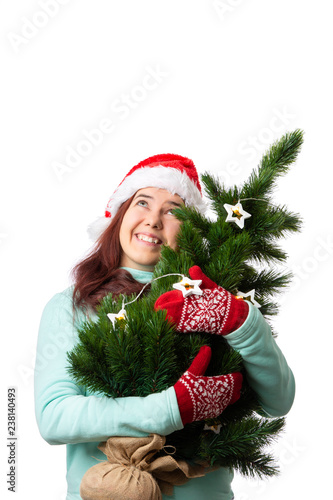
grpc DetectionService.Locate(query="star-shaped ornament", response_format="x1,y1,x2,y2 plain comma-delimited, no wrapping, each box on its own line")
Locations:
204,423,222,434
107,308,127,327
223,202,251,229
173,276,203,297
236,289,261,308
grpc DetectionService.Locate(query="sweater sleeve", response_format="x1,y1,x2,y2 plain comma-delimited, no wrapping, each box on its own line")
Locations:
224,304,295,417
34,290,183,445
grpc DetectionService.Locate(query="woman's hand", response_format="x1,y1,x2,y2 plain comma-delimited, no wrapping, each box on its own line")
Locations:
155,266,249,336
174,346,243,425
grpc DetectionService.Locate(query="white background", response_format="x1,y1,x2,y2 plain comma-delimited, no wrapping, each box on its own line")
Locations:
1,1,332,498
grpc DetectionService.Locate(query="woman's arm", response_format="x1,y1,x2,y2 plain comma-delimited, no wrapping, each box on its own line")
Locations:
225,304,295,417
34,290,183,445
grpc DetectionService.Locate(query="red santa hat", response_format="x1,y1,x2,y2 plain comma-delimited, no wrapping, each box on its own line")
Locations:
88,153,206,240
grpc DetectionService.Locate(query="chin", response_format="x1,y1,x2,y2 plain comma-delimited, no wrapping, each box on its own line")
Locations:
139,258,160,270
139,251,161,266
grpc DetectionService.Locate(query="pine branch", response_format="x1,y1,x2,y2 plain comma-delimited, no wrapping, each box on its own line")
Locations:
154,245,195,282
207,222,253,261
67,322,119,397
173,206,211,235
241,129,304,199
206,337,243,375
200,173,238,217
227,452,279,479
176,221,210,265
174,332,213,375
104,326,143,397
204,233,254,290
238,268,293,299
199,417,285,477
140,310,179,394
67,345,116,397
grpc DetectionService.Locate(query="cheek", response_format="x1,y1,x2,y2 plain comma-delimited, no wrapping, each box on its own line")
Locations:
119,211,137,240
119,213,132,250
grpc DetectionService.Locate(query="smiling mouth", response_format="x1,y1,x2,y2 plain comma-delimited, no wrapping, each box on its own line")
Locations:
136,234,162,245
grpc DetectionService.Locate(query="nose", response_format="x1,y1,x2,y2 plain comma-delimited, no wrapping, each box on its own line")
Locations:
145,210,163,229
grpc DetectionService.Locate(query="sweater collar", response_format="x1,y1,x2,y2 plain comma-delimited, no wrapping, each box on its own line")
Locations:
120,267,154,284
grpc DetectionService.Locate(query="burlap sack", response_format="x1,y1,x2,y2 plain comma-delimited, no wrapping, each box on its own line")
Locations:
80,434,206,500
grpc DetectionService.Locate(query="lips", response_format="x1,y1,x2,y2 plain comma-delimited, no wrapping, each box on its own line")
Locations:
135,233,163,245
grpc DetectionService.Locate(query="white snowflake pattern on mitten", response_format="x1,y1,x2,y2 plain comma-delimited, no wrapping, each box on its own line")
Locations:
174,346,243,425
178,288,232,334
179,370,235,422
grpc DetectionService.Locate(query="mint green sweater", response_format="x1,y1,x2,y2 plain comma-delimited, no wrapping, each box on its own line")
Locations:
34,269,295,500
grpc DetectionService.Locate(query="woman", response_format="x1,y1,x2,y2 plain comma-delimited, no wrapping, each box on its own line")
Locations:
34,154,295,500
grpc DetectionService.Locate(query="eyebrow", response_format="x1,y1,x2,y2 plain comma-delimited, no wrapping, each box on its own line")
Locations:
134,193,183,207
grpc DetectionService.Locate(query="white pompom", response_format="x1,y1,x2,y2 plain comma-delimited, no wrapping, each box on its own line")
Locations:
87,216,110,241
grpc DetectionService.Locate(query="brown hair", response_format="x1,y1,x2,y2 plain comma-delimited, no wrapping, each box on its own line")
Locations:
71,195,148,309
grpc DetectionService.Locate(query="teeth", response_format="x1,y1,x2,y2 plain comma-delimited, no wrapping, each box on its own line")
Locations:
137,234,160,244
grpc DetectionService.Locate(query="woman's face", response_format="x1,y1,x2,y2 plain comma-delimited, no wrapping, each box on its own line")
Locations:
119,187,183,271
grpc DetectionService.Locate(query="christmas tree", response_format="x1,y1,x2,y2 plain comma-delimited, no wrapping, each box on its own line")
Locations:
67,129,303,480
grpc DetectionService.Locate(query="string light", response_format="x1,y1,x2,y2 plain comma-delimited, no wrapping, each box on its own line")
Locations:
122,273,185,307
107,273,196,326
107,271,262,327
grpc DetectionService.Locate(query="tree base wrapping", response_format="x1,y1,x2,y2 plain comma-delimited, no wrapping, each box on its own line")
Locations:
80,434,206,500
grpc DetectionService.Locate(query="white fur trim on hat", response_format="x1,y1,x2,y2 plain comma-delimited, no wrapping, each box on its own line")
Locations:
87,216,111,241
88,165,207,241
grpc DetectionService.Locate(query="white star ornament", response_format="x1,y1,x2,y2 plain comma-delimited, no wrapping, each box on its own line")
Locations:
236,289,261,308
173,277,203,297
107,309,127,327
223,202,251,229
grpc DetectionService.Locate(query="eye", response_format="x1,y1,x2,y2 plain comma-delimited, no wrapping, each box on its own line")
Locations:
137,200,148,207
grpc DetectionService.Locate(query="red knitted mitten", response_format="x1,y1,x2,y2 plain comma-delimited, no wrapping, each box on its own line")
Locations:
155,266,249,336
174,346,243,425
